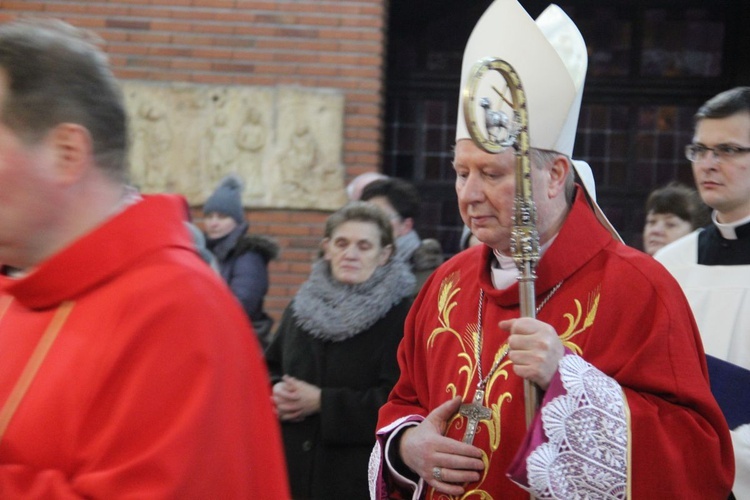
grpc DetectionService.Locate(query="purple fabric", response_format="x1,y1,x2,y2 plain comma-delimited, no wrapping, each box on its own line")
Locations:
373,415,424,499
506,358,568,487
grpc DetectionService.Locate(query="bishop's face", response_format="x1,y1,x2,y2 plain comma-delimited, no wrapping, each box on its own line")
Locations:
454,140,516,252
453,139,563,254
691,112,750,223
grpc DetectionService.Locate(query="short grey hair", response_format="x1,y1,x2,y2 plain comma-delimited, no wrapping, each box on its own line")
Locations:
324,201,395,251
530,148,575,203
0,19,128,182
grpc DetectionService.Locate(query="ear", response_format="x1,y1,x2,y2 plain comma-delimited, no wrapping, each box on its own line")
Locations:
547,155,570,198
320,238,332,260
50,123,93,184
378,244,393,265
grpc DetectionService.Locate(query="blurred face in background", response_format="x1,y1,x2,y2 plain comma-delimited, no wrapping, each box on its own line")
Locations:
204,212,238,240
322,220,392,285
366,196,412,238
642,211,693,256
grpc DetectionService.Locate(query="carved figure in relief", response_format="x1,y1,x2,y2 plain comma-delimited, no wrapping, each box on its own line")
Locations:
236,108,268,200
279,124,319,202
133,101,173,190
205,111,240,179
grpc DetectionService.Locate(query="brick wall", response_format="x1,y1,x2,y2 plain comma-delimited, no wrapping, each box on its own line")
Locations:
0,0,388,324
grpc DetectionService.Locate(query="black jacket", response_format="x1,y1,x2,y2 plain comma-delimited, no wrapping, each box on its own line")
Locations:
207,222,279,347
265,297,412,500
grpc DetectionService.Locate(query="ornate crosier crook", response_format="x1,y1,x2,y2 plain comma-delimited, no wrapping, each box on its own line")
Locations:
463,57,541,429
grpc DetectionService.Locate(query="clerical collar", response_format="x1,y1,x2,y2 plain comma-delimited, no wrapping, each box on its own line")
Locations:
113,185,142,215
712,211,750,240
490,235,558,289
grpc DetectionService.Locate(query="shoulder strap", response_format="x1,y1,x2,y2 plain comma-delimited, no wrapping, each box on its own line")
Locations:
0,300,74,441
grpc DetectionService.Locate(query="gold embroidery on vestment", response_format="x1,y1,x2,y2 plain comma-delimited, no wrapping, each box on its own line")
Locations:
560,284,601,354
426,276,602,499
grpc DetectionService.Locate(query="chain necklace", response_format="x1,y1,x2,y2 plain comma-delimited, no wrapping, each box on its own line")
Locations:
475,280,563,390
460,281,563,444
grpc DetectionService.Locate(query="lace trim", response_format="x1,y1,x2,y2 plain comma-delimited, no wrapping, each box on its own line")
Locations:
369,417,424,500
368,441,382,500
526,355,628,499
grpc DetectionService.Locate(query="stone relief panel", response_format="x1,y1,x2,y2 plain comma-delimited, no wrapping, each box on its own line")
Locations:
122,81,348,210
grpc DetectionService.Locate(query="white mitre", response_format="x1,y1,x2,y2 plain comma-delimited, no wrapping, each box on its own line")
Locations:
455,0,582,155
456,0,621,240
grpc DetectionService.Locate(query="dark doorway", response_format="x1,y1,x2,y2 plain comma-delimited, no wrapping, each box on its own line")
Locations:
383,0,750,253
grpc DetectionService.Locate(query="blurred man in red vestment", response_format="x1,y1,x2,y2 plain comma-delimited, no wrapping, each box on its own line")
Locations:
0,19,289,498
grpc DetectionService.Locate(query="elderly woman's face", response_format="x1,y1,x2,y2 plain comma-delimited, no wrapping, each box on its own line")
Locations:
643,211,693,256
323,220,391,285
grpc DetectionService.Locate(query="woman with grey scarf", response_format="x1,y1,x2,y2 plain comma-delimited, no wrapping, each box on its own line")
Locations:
265,202,415,500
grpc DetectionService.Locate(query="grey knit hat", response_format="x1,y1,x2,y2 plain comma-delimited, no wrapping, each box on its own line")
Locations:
204,174,245,224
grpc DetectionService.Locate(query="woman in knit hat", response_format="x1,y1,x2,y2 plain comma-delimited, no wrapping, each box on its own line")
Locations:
203,174,279,348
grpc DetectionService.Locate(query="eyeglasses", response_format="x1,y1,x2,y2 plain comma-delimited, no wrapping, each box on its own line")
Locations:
685,143,750,162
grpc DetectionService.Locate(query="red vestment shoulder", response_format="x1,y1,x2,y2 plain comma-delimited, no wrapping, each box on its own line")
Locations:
0,195,290,498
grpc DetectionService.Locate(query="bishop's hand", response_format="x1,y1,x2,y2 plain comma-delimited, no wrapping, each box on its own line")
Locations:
399,396,484,496
501,317,564,389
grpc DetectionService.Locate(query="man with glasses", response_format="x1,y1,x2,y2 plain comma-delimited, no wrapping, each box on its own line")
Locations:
656,86,750,499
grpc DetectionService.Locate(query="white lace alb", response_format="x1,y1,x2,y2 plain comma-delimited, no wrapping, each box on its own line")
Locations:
524,355,628,499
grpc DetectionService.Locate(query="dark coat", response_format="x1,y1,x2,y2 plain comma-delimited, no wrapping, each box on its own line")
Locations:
410,237,444,294
207,223,279,321
265,297,412,500
207,222,279,347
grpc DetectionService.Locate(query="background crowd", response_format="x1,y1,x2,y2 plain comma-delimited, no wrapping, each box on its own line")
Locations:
0,3,747,499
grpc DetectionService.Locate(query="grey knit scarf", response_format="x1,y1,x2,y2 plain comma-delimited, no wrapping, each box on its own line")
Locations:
291,258,416,342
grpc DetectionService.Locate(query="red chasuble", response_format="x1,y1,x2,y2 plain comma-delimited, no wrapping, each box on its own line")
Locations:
372,189,733,499
0,195,290,499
